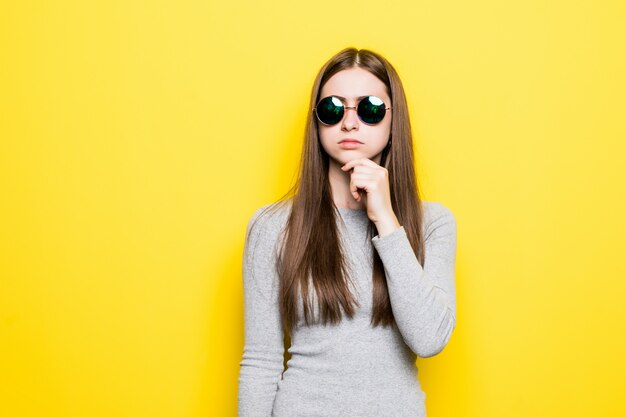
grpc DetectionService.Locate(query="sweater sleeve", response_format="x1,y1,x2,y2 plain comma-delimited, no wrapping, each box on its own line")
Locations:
238,207,285,417
371,202,457,358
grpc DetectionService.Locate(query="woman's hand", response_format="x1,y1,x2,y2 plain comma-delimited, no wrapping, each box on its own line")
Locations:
340,158,401,237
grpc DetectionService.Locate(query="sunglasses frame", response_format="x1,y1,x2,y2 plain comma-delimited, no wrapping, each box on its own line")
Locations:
313,95,392,126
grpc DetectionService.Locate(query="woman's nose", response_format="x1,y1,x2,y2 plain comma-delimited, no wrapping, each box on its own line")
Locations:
341,107,359,130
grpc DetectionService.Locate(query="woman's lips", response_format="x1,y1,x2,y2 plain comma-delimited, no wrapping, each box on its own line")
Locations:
339,139,363,149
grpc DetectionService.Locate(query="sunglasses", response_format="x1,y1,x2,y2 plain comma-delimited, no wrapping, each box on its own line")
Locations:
313,95,392,126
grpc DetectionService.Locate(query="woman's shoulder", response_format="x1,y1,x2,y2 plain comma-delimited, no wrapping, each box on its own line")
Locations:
246,199,292,239
246,199,456,238
421,200,457,234
422,200,455,217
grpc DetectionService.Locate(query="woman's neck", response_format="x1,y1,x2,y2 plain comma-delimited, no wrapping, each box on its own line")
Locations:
328,159,364,210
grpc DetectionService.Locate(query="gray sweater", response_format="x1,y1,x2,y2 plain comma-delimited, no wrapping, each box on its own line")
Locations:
238,200,457,417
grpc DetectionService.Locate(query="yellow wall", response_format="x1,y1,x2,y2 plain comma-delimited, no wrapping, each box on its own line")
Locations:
1,1,625,416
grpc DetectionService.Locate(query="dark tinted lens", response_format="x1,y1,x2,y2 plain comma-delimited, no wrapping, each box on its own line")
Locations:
358,96,386,124
316,96,344,125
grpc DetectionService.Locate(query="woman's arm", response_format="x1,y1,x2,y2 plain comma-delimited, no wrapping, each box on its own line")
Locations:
371,202,457,358
238,207,285,417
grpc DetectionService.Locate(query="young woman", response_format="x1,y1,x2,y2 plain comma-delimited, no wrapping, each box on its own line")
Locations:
238,47,457,417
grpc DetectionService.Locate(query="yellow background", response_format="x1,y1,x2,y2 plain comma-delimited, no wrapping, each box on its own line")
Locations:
1,1,625,416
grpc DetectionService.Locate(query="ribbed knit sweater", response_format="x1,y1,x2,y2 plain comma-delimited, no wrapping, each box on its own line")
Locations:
238,200,457,417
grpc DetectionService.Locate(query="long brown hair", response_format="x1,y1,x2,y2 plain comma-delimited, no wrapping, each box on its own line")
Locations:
250,47,426,338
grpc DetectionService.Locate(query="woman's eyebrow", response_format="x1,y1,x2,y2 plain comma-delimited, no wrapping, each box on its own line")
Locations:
333,95,370,100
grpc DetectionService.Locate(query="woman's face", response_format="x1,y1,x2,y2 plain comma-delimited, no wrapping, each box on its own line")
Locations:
317,67,392,167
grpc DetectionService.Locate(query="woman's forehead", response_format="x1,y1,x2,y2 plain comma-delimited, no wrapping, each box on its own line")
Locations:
320,68,389,100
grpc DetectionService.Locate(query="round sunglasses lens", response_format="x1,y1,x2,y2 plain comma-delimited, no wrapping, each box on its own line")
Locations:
358,96,386,124
316,96,344,125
